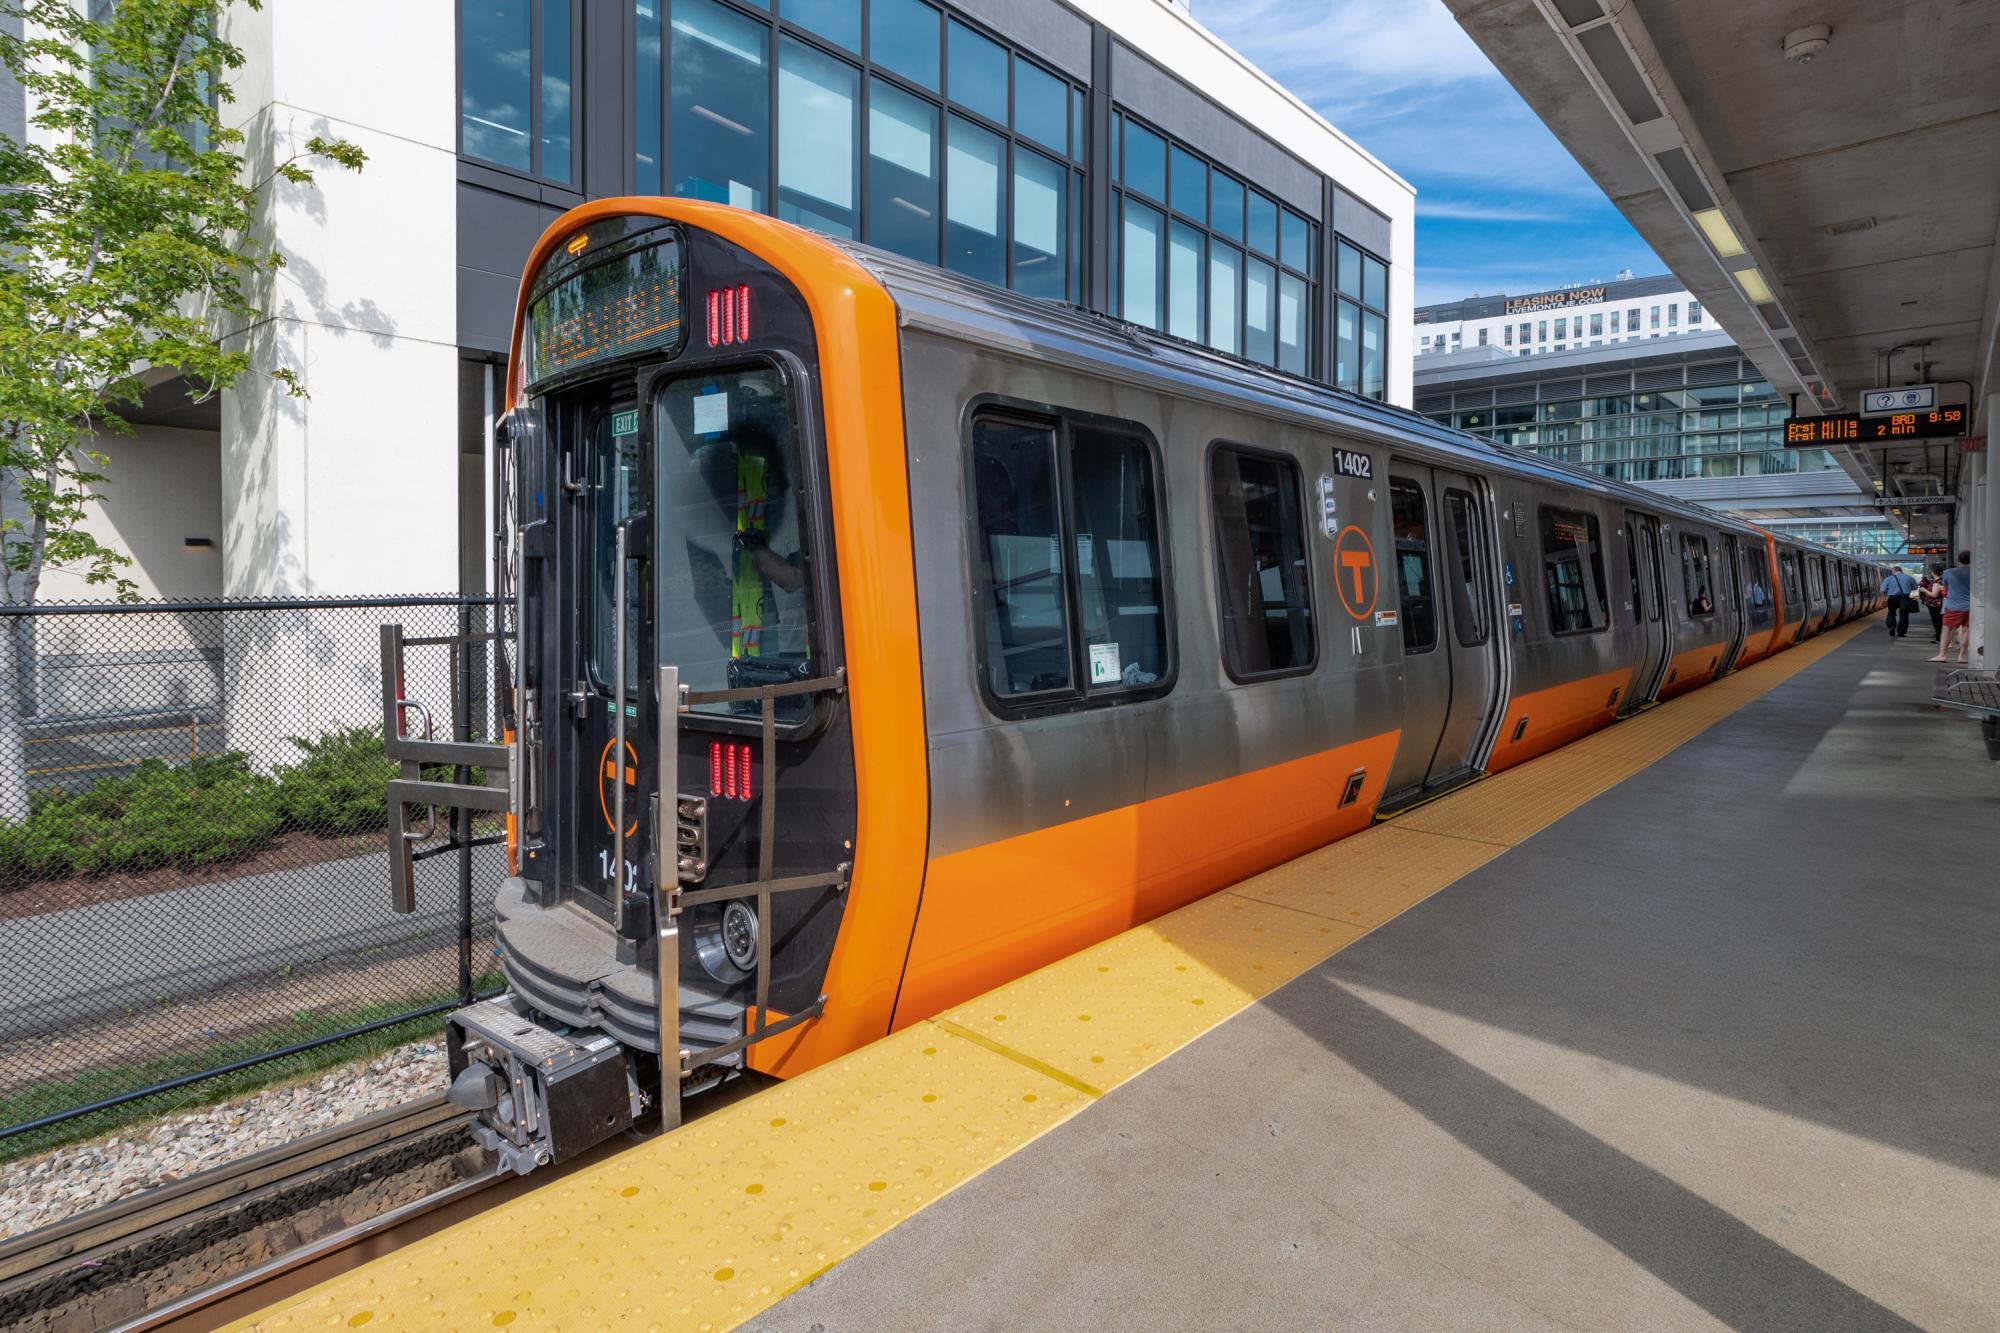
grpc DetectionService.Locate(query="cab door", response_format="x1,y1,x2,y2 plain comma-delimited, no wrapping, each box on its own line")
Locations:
565,393,654,932
1621,510,1670,711
1380,463,1502,805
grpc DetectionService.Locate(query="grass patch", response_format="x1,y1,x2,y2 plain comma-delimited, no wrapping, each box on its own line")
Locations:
0,973,503,1165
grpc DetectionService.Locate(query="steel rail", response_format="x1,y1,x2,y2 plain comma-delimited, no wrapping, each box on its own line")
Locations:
0,1094,471,1288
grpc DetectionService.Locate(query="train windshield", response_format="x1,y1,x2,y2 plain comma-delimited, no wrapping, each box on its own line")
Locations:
654,364,816,723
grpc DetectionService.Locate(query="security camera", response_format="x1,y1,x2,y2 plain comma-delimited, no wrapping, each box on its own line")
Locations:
1782,24,1831,64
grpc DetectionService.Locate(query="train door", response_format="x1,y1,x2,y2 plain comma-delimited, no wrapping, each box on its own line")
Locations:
1718,533,1750,671
1380,464,1502,805
563,388,655,930
1621,510,1670,711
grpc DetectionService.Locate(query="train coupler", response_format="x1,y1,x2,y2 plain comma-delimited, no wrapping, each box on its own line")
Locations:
445,995,643,1176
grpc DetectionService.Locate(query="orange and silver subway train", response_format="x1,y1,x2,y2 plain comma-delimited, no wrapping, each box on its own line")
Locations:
437,198,1885,1173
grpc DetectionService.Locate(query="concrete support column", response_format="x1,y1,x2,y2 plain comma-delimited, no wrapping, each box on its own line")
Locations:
1975,392,2000,666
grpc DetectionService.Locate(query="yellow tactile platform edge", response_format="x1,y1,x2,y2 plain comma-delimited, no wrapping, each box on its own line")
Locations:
233,620,1868,1332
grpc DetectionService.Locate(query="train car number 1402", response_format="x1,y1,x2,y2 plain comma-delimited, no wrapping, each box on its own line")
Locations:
1333,448,1373,479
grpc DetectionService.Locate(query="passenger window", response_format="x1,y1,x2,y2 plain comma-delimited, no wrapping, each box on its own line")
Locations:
1210,445,1315,679
970,416,1071,698
1681,533,1715,617
655,366,816,723
1741,548,1772,625
1443,489,1488,647
1539,506,1609,634
1389,477,1437,653
1780,553,1801,604
1070,427,1168,694
970,412,1170,707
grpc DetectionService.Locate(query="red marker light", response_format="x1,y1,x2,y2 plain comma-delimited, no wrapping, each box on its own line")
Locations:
725,742,738,799
709,742,723,797
738,743,753,802
735,285,751,342
705,289,720,347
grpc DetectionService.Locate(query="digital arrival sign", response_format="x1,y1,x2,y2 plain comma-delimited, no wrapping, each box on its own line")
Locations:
1783,405,1969,444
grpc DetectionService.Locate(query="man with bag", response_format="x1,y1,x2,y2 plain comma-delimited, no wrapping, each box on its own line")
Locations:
1880,565,1919,638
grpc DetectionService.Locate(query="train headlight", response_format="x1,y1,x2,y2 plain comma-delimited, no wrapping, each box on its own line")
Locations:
721,899,759,972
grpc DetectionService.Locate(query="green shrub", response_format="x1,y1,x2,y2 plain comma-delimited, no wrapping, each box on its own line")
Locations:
273,725,398,834
0,753,283,879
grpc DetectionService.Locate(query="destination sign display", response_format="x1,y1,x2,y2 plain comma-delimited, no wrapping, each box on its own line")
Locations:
526,235,683,388
1783,406,1968,444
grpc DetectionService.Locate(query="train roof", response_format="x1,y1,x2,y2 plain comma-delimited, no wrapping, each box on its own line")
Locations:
829,238,1879,568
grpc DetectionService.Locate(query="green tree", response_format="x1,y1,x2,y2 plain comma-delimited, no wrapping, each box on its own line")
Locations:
0,0,362,816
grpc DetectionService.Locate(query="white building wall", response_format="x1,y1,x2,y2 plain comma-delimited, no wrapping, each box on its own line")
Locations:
35,427,224,603
1068,0,1418,404
1418,286,1710,361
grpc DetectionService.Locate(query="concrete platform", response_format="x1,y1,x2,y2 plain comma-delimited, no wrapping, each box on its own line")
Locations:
761,631,1999,1331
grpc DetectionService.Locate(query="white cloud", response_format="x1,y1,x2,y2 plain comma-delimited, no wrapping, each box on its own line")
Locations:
1196,0,1498,94
1419,199,1582,224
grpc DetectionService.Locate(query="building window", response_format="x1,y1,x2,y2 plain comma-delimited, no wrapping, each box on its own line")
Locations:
1477,328,1488,346
1627,306,1640,329
1334,237,1387,399
1590,312,1603,336
1504,324,1514,346
461,0,576,182
1668,302,1679,327
1689,301,1703,324
1650,304,1661,329
1210,445,1315,679
1518,321,1530,344
1540,506,1608,634
969,411,1171,709
1119,112,1317,379
1537,320,1548,342
641,0,1083,300
1555,316,1567,340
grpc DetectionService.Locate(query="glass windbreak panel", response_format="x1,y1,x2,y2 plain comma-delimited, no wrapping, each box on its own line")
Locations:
1540,506,1607,634
1277,272,1307,376
1013,56,1066,154
780,0,859,51
635,0,662,192
1390,478,1437,653
1170,145,1206,222
671,0,769,210
1280,209,1309,273
1247,191,1278,258
1336,299,1358,390
1011,146,1066,301
1336,240,1361,300
971,417,1070,698
461,0,531,171
871,0,940,90
1363,253,1387,309
1682,534,1715,616
1211,447,1314,678
946,19,1007,123
540,0,573,181
656,366,815,723
777,39,858,238
945,115,1005,286
1444,489,1487,646
1207,243,1241,355
1120,196,1164,330
866,78,939,264
1211,172,1245,241
1244,257,1275,366
1070,429,1167,693
590,411,644,692
1167,221,1203,343
1122,119,1166,202
1360,311,1385,399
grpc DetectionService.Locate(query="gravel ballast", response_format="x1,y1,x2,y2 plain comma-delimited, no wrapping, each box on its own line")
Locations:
0,1038,448,1241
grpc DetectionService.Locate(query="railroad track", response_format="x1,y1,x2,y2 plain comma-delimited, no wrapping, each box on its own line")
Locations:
0,1094,500,1332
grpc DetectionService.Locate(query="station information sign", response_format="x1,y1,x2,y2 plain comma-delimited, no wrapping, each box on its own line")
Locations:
1783,405,1968,444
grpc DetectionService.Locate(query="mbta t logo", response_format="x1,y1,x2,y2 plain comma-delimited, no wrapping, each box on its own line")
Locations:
1334,525,1378,621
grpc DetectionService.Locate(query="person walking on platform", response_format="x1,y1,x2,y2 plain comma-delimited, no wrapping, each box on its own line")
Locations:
1880,565,1918,638
1917,564,1946,643
1931,551,1973,665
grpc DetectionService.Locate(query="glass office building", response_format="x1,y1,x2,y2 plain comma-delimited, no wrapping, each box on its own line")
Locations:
453,0,1410,403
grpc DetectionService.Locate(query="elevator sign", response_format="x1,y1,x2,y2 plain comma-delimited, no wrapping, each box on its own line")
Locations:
1860,385,1937,417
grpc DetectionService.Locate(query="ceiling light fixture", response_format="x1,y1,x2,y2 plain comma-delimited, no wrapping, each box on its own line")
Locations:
1692,208,1746,257
1782,24,1832,65
1736,267,1774,303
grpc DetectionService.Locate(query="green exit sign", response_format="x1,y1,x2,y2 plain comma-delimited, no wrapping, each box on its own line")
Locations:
611,410,639,437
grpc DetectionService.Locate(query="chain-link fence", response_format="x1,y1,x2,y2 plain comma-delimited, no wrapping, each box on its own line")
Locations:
0,595,509,1156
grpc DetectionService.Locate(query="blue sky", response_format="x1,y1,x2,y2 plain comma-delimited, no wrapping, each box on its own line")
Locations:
1192,0,1666,306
